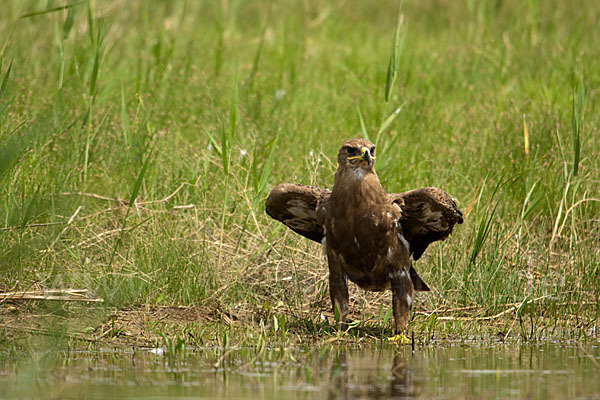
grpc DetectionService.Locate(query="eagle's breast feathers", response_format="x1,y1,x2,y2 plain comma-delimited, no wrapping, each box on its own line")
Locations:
265,138,463,334
315,139,413,292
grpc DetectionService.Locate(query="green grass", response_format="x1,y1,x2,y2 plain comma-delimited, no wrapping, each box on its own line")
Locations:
0,0,598,346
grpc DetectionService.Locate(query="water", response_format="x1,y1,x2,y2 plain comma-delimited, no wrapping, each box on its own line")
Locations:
1,343,599,399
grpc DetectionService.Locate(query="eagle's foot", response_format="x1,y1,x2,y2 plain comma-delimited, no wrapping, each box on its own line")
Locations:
388,333,410,345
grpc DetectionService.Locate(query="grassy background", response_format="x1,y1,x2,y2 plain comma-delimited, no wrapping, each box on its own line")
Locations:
0,0,598,344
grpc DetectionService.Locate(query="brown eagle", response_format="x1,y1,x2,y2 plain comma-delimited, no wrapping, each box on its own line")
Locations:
265,138,463,336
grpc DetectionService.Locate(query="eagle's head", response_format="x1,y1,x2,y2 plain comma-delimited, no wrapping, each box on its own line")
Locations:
337,138,376,171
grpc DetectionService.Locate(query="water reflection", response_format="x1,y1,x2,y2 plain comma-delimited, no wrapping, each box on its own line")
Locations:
391,353,414,399
328,351,348,399
0,343,599,399
328,349,417,399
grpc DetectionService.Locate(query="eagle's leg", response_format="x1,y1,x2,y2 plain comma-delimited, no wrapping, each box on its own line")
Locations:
328,271,349,331
390,267,414,334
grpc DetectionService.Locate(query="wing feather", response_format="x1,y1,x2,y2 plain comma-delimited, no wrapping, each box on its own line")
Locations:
391,187,463,260
265,183,330,242
266,185,462,253
266,184,462,292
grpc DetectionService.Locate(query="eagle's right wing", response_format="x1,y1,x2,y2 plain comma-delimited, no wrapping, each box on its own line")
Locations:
265,183,330,242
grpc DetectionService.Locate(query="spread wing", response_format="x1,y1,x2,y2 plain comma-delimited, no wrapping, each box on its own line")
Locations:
266,184,462,255
265,183,330,242
266,184,463,292
390,187,464,261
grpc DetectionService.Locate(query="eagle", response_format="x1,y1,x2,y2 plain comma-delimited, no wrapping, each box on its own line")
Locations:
265,138,463,338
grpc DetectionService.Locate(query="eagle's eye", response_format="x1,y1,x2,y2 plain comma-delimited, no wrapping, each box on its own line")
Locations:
370,146,375,156
347,147,358,155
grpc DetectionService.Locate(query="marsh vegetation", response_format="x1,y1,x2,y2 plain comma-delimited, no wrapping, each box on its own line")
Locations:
0,0,598,354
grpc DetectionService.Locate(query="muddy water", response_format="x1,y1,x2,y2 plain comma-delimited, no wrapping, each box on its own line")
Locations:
1,343,599,399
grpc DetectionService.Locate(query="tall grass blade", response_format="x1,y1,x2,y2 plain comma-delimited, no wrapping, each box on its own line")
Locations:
469,173,506,265
89,21,103,97
550,180,569,247
570,75,584,177
120,83,131,146
521,182,539,220
464,181,483,218
19,2,85,19
384,2,404,103
203,128,222,157
108,147,155,269
469,203,498,266
378,1,405,145
221,71,238,175
54,22,65,88
0,129,31,182
248,1,272,90
214,5,224,77
382,304,392,327
220,123,229,175
256,133,280,198
229,72,239,146
214,28,224,77
62,0,77,39
83,16,104,183
0,59,12,99
248,25,268,91
87,3,95,45
522,114,529,157
377,103,404,138
357,106,370,140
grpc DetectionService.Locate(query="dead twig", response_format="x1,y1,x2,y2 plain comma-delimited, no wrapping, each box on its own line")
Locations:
0,289,103,303
418,295,551,321
60,192,127,203
1,183,196,232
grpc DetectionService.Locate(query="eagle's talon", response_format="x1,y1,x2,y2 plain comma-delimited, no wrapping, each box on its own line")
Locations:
388,333,411,345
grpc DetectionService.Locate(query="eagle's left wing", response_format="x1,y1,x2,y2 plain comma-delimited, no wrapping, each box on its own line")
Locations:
390,187,463,261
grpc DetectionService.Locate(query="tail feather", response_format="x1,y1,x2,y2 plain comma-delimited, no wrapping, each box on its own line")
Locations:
410,266,430,291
